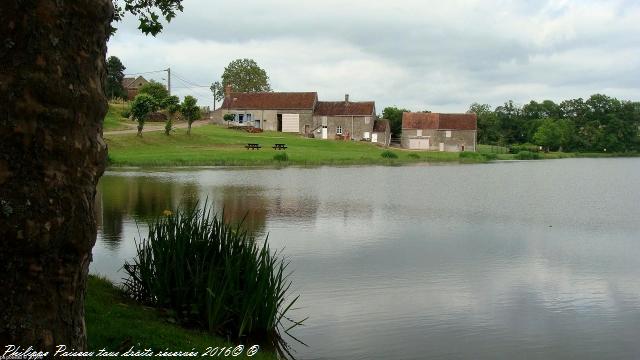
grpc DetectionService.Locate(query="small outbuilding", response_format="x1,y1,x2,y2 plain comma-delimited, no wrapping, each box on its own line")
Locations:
401,112,477,152
372,119,391,146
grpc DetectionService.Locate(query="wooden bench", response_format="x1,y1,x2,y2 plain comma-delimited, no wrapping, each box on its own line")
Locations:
245,143,262,150
272,143,288,150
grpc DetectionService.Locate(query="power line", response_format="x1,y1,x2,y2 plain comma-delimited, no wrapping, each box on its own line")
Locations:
123,69,167,76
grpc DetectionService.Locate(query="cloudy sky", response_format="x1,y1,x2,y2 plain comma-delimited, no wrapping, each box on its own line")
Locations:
108,0,640,112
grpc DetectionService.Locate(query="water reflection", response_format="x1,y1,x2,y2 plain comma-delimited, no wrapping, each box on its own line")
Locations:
92,160,640,360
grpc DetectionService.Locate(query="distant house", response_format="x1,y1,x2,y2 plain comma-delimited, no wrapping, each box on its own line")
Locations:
372,119,391,146
121,76,149,100
213,87,317,132
312,95,376,141
401,112,477,152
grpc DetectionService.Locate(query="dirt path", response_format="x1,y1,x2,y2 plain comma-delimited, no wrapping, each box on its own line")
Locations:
104,119,210,136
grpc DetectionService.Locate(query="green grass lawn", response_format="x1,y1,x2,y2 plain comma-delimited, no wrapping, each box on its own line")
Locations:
86,275,276,359
105,124,470,167
104,102,134,131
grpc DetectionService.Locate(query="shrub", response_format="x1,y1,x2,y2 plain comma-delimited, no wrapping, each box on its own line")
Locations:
273,152,289,162
123,203,303,354
381,150,398,159
408,153,420,159
458,151,485,162
120,107,131,118
515,150,542,160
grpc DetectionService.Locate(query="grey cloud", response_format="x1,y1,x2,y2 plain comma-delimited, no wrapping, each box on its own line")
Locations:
109,0,640,111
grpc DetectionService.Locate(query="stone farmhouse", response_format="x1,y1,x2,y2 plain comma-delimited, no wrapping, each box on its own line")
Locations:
121,75,149,100
401,112,477,152
213,88,386,143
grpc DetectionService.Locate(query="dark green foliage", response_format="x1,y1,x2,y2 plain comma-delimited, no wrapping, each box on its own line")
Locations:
458,152,485,161
381,150,398,159
180,95,201,135
408,153,420,159
139,81,169,106
273,152,289,162
382,106,410,139
112,0,184,36
469,94,640,152
122,203,304,355
214,59,272,100
515,151,542,160
130,93,158,136
105,56,126,99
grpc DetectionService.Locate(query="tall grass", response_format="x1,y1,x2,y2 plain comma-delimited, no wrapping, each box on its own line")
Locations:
123,203,304,357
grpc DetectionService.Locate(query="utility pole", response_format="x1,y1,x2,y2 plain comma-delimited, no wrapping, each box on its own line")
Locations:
166,67,171,95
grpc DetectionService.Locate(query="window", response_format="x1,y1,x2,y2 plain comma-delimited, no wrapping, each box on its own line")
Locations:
246,113,252,122
446,130,452,138
364,116,371,124
336,126,343,135
238,114,244,124
364,131,370,139
417,129,423,137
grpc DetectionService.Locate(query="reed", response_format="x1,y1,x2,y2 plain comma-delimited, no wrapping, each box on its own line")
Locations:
123,203,304,356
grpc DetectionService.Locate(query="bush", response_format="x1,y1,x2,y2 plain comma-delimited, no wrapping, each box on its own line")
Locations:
458,152,484,161
123,203,303,354
121,107,131,118
515,150,542,160
509,143,540,154
273,152,289,162
408,153,420,159
381,150,398,159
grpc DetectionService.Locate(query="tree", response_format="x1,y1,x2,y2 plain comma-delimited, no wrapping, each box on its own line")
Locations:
382,106,410,140
162,95,180,135
223,113,235,127
105,56,126,99
533,118,574,151
0,0,182,350
138,80,169,106
210,81,223,110
213,59,272,99
180,95,201,135
131,94,158,136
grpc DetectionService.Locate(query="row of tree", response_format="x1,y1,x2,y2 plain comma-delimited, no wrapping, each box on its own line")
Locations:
381,94,640,152
468,95,640,152
129,81,201,136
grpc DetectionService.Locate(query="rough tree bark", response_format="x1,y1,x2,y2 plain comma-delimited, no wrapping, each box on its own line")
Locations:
0,0,112,350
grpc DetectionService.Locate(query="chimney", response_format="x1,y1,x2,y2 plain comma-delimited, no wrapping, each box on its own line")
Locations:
345,94,349,102
225,85,233,97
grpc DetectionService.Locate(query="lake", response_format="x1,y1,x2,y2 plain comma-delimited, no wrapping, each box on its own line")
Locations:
91,158,640,360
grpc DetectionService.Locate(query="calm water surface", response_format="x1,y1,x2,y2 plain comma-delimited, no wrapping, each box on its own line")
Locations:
91,158,640,360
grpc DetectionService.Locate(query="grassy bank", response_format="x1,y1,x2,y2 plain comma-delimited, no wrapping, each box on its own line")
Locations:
105,124,475,167
104,102,134,131
86,275,276,359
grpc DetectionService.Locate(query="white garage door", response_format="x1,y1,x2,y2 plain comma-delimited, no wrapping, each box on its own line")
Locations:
409,138,429,149
281,114,300,133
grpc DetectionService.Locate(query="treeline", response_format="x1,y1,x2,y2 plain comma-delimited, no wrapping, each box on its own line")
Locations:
468,94,640,152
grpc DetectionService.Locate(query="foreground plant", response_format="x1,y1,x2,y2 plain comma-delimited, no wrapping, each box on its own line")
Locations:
123,203,305,357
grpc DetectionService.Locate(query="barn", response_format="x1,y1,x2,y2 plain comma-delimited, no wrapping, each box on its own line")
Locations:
401,112,477,152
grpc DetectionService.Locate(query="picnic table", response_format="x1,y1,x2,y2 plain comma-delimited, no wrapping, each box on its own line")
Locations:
272,143,288,150
245,143,262,150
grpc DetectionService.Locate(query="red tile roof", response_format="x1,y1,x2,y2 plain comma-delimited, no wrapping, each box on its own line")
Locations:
221,92,317,110
314,101,375,116
402,112,477,130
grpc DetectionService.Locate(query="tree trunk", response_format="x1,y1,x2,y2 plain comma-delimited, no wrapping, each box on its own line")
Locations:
188,123,192,135
0,0,112,351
